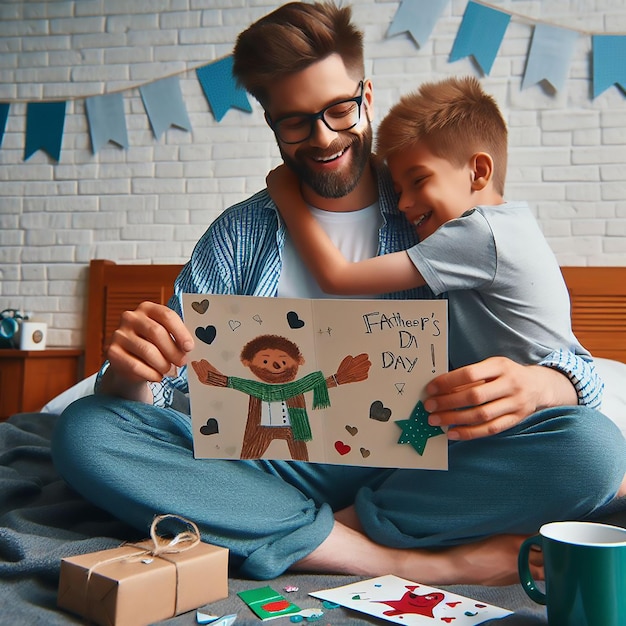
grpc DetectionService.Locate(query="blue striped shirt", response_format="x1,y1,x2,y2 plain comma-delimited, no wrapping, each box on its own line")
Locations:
149,163,602,409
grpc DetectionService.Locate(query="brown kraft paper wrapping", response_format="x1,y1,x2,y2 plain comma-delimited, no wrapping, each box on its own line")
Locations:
57,514,228,626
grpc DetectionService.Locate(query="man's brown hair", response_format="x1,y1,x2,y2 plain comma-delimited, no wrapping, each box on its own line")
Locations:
232,2,364,107
376,76,508,195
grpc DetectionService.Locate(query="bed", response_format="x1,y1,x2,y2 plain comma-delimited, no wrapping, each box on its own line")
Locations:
1,259,625,625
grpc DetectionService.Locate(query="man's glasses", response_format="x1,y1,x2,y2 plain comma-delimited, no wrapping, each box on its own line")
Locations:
266,81,365,144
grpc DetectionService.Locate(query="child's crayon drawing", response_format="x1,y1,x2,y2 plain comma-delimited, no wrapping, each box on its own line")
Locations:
183,294,448,469
310,575,513,625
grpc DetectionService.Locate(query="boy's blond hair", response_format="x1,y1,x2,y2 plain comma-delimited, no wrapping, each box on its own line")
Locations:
376,76,508,195
233,2,364,108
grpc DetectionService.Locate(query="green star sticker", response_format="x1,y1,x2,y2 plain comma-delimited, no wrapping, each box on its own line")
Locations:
395,400,444,455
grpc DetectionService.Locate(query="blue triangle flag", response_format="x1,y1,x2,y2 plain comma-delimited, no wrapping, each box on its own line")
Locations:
522,23,578,92
139,75,192,140
449,1,511,75
0,103,9,148
387,0,449,48
24,101,66,162
85,92,129,153
196,56,252,122
592,35,626,98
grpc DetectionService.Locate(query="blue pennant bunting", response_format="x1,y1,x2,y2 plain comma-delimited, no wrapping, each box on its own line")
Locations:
0,103,9,148
196,56,252,122
85,92,128,154
387,0,449,48
139,75,192,140
449,1,511,75
522,23,578,92
24,101,66,162
592,34,626,98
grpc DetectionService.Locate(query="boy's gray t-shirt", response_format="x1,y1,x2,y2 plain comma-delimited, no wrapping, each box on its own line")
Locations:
407,202,587,368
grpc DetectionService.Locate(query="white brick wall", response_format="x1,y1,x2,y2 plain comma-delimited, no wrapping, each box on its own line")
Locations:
0,0,625,349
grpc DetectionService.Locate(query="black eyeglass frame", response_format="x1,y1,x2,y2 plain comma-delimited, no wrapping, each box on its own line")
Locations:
265,81,365,145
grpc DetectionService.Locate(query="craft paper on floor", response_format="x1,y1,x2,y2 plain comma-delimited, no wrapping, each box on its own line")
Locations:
237,586,301,621
310,575,513,625
183,294,448,469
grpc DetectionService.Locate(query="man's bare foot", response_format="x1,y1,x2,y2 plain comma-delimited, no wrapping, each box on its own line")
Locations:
290,519,542,586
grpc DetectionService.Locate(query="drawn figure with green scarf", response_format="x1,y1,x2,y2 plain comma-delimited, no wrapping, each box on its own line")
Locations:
191,334,371,461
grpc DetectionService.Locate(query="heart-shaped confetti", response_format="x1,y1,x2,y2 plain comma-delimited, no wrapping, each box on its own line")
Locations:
191,299,209,314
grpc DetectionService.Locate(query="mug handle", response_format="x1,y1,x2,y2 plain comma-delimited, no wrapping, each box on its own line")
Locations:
518,535,546,605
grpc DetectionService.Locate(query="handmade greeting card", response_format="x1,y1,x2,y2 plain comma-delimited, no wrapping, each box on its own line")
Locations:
183,294,448,469
310,575,513,625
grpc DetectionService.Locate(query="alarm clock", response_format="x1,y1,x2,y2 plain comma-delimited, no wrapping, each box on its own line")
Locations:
0,309,25,348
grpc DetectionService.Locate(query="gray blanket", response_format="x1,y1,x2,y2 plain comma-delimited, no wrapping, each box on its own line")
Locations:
2,412,624,625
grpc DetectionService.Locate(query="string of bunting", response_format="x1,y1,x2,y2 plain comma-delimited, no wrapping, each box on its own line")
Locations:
0,0,624,162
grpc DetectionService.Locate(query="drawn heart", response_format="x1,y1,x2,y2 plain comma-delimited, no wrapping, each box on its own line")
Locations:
352,595,361,600
228,320,241,331
360,447,370,458
195,325,216,345
345,425,358,436
475,604,487,608
446,602,461,608
191,299,209,314
441,619,455,623
287,311,305,329
334,441,351,455
200,418,219,436
369,400,392,422
465,612,478,617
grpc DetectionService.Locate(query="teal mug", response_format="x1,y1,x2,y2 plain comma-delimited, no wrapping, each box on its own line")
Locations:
518,521,626,626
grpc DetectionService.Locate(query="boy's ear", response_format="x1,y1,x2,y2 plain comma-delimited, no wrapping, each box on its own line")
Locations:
470,152,493,190
363,78,374,122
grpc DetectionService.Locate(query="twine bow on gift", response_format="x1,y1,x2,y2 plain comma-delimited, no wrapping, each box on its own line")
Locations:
137,513,201,563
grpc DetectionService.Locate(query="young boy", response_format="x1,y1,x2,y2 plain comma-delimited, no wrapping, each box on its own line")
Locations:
267,76,587,369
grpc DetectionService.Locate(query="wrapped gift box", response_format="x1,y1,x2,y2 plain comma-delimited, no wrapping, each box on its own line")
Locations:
58,522,228,626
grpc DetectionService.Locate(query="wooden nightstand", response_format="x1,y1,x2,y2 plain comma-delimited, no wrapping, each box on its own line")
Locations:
0,349,83,421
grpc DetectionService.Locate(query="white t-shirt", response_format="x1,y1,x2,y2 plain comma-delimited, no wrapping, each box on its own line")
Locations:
278,202,382,299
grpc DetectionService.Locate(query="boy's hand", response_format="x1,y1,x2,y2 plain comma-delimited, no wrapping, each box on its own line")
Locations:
266,164,304,218
423,356,576,440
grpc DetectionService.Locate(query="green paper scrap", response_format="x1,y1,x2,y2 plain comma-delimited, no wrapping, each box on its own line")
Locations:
238,586,301,621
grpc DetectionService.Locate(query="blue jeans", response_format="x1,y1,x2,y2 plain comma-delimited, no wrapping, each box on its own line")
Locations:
51,395,626,579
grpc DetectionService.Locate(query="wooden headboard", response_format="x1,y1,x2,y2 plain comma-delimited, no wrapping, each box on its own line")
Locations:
84,260,626,376
560,267,626,364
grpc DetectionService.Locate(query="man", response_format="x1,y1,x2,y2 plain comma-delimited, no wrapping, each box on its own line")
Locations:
52,2,626,585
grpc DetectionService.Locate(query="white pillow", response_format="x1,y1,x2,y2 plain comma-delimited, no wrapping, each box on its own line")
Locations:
594,357,626,436
40,373,98,414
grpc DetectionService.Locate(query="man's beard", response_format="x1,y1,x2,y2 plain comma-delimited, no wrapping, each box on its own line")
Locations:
279,122,373,199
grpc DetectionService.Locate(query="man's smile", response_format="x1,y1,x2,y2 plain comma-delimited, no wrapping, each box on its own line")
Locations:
312,147,348,163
